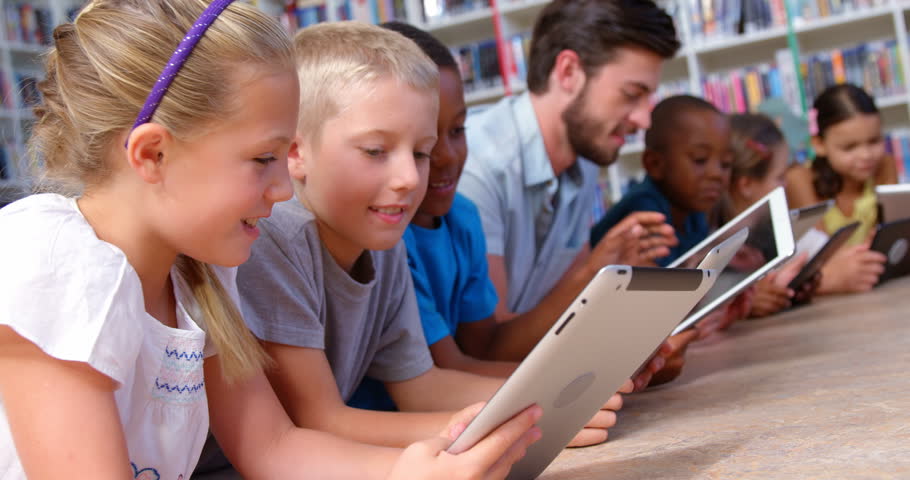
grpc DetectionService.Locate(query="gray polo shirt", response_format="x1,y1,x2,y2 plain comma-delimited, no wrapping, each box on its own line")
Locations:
458,92,599,314
237,199,433,400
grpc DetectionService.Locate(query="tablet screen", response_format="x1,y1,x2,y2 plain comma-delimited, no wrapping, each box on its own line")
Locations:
676,202,777,311
790,200,831,241
669,187,794,334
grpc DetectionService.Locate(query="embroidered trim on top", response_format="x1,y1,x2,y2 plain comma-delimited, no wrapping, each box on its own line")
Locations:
151,337,205,404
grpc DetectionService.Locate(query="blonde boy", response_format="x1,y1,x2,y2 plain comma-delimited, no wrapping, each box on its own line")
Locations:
232,22,623,450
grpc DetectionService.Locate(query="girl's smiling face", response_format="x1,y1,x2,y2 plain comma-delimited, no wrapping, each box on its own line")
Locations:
814,113,885,185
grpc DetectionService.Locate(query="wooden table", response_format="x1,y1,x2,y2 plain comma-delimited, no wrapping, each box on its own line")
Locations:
540,276,910,479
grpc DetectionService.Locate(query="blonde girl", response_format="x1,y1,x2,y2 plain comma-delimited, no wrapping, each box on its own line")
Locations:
0,1,539,478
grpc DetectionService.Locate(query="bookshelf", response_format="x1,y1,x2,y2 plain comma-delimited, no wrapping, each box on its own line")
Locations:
218,1,910,203
0,0,83,188
392,0,910,201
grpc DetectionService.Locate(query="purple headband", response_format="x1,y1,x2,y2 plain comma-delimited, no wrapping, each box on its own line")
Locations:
127,0,236,144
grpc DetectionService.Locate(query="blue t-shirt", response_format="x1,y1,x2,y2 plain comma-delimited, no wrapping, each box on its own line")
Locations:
403,193,499,346
589,176,708,267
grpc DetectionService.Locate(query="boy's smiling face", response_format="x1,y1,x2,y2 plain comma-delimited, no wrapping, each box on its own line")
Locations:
290,76,438,270
647,109,733,215
412,67,467,228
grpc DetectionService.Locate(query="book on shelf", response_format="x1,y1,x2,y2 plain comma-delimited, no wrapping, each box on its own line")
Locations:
4,3,54,46
0,144,17,181
421,0,490,23
799,39,905,105
885,130,910,184
0,145,7,180
0,69,12,110
686,0,785,44
508,32,531,87
592,179,610,224
452,38,502,94
332,0,408,24
702,59,795,114
282,0,329,30
791,0,887,24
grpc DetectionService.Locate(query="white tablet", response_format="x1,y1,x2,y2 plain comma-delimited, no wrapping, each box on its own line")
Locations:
875,184,910,224
695,227,749,271
790,200,832,241
669,186,795,335
446,264,719,479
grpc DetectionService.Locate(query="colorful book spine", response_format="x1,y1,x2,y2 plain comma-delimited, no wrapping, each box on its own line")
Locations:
0,144,8,180
422,0,491,23
885,130,910,183
793,0,887,23
799,39,906,103
2,3,53,45
689,0,785,44
509,32,531,86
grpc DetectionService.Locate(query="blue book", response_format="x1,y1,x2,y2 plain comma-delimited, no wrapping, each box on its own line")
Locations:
0,145,7,180
768,66,783,98
901,137,910,182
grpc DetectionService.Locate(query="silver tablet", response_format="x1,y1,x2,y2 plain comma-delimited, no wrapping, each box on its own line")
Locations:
790,200,832,241
669,187,795,335
695,227,749,271
447,265,719,479
875,184,910,224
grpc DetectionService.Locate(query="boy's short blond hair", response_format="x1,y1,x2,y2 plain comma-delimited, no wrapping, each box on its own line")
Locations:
294,21,439,142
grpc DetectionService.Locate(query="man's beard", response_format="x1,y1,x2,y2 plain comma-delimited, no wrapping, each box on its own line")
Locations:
561,85,621,167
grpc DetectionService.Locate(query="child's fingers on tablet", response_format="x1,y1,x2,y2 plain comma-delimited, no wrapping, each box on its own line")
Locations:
857,273,880,291
860,259,886,276
756,289,790,313
632,370,653,391
618,379,634,394
864,250,887,265
655,340,674,356
482,424,542,480
566,427,609,448
465,405,542,466
602,392,624,411
446,402,487,440
585,408,618,429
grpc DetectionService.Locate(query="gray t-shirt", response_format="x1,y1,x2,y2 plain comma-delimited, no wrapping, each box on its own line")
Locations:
238,199,433,401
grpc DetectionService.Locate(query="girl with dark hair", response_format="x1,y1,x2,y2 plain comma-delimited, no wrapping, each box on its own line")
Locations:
785,83,895,294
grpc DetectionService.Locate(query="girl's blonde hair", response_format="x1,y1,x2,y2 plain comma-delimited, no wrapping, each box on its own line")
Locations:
293,21,439,143
31,0,295,381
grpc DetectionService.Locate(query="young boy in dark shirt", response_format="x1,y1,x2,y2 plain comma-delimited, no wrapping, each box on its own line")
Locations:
591,95,733,266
